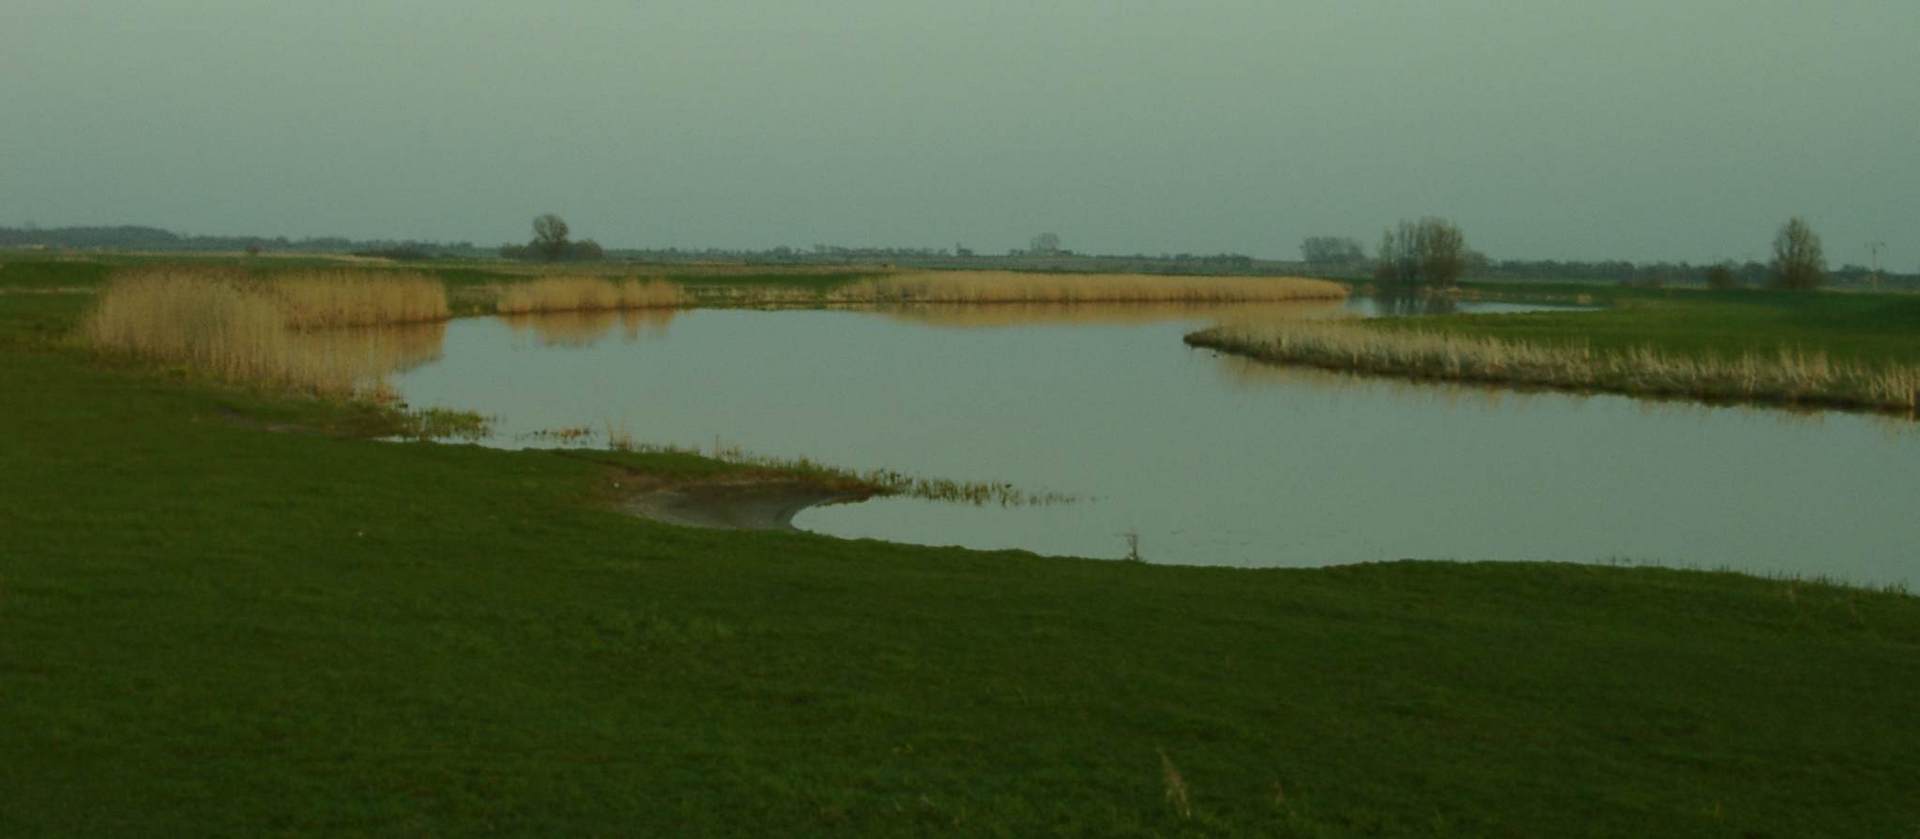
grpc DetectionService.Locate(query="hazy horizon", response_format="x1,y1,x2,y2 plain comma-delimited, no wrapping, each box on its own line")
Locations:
3,2,1915,267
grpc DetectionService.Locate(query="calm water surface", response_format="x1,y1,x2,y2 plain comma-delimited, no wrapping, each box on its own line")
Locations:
388,302,1919,587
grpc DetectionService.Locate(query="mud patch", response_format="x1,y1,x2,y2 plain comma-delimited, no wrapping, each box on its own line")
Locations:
621,478,871,531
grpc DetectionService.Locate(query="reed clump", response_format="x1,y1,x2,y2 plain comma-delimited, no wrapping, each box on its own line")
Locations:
495,277,689,314
268,270,449,327
1186,321,1920,415
829,272,1348,305
80,268,450,395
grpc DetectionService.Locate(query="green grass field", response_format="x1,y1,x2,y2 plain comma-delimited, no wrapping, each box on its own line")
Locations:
1396,282,1920,366
4,257,1920,835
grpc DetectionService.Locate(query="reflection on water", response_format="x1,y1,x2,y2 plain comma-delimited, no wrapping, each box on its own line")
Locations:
390,307,1919,587
874,299,1351,329
876,295,1578,329
502,309,678,347
1356,290,1461,317
1340,293,1587,318
1206,351,1897,433
297,321,449,382
1209,352,1546,415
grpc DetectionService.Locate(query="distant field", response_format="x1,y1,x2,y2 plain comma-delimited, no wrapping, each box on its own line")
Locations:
1423,281,1920,365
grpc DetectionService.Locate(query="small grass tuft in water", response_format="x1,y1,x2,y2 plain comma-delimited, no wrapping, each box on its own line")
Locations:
591,430,1076,507
393,407,491,441
519,425,595,444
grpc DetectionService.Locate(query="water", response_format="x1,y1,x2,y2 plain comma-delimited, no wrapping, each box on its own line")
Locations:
388,302,1919,587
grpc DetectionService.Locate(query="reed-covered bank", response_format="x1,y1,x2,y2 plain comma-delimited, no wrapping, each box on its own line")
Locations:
1187,321,1920,415
79,268,450,394
828,271,1348,304
495,276,689,314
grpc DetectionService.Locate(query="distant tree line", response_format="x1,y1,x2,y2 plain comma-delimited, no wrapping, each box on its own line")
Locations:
6,217,1909,289
0,224,488,258
1300,236,1367,269
1298,216,1910,290
497,214,603,262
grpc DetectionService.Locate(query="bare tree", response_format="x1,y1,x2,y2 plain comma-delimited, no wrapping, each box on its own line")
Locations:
1419,220,1466,287
1300,236,1366,269
1770,217,1825,290
1029,232,1061,255
532,214,571,261
1376,224,1414,284
1374,217,1467,287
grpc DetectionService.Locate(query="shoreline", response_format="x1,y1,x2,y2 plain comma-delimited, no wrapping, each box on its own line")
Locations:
1184,324,1920,418
618,476,873,531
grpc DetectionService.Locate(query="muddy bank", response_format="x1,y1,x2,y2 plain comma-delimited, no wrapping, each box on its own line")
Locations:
619,477,872,531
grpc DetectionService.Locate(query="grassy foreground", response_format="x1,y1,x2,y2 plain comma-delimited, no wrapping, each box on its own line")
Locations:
3,274,1920,835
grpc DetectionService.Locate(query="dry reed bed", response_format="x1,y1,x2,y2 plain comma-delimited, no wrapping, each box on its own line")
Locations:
270,271,448,327
81,269,451,395
827,272,1349,304
495,276,689,314
1186,321,1920,414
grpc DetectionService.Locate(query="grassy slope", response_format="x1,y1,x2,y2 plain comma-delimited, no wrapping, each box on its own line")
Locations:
3,272,1920,835
1385,282,1920,366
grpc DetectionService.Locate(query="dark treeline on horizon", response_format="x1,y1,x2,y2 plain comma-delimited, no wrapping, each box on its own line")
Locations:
3,224,1913,289
0,225,487,260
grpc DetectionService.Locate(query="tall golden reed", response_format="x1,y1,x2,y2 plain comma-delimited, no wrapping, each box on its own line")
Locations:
1187,321,1920,414
828,272,1349,304
80,268,450,395
495,276,689,314
269,270,449,328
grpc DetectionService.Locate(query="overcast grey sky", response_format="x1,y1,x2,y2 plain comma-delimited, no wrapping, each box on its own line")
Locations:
3,1,1915,265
